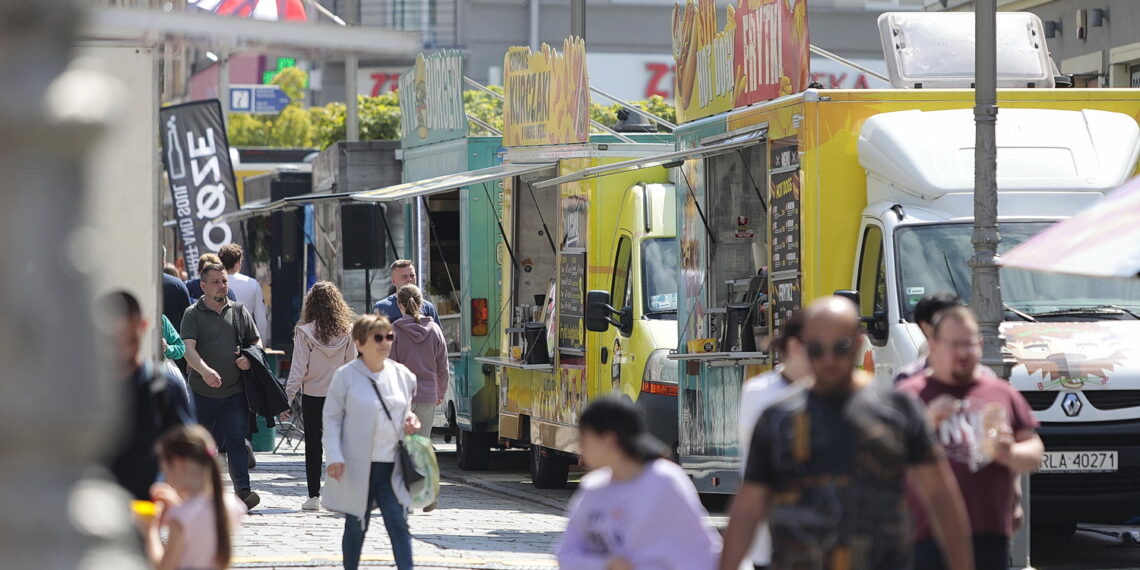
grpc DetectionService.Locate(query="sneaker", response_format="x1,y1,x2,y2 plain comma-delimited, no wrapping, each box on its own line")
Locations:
422,500,437,513
301,496,321,511
238,488,260,511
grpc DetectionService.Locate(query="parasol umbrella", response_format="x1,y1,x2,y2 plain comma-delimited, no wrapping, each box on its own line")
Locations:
999,176,1140,279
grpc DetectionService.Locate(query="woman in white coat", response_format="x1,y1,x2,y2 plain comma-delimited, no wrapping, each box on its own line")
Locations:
322,314,420,570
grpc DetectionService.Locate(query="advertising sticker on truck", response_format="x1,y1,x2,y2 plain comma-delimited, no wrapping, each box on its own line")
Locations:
672,0,810,123
399,50,466,148
1003,322,1140,391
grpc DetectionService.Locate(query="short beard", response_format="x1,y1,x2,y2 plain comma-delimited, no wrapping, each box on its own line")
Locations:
212,295,226,304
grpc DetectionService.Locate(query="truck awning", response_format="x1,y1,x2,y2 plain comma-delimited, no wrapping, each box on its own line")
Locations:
531,130,766,189
216,191,354,223
352,162,556,202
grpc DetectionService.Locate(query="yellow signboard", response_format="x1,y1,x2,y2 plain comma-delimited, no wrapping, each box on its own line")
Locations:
502,37,590,147
672,0,810,124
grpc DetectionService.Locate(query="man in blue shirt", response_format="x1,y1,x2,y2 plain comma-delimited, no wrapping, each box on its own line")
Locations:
373,259,440,325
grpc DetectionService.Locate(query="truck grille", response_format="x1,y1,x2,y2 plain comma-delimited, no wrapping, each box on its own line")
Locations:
1020,391,1057,411
1032,470,1140,496
1081,391,1140,411
1041,432,1137,448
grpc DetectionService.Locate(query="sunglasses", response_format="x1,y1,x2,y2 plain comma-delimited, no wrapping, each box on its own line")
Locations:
372,333,395,343
805,337,855,359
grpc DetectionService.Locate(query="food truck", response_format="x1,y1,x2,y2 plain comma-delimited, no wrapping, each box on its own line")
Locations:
354,51,506,469
558,5,1140,531
463,38,680,488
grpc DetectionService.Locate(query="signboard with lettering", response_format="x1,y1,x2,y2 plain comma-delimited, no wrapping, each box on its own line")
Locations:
672,0,809,123
769,137,801,336
399,51,467,148
558,251,587,352
502,37,590,147
160,100,240,279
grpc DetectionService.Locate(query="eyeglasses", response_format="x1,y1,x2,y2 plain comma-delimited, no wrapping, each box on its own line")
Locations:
805,337,855,360
372,333,395,343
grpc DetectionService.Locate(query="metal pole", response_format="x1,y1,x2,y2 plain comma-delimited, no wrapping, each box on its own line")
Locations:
571,0,585,39
969,2,1026,566
345,0,360,142
0,1,146,567
219,50,230,113
529,0,540,50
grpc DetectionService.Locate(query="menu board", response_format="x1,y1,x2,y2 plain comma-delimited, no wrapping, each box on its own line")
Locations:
558,251,586,351
771,277,802,338
769,138,801,337
769,140,801,274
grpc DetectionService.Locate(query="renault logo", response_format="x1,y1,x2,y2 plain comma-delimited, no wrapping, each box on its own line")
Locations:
1062,393,1082,417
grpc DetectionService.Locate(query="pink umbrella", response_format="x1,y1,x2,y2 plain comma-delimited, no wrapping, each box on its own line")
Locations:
191,0,308,22
999,176,1140,278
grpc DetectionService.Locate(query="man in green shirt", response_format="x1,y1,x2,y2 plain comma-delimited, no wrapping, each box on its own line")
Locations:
181,262,262,509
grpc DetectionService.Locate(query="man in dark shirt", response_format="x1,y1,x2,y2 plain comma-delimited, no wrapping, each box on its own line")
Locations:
181,262,262,509
104,291,194,500
372,259,440,324
161,246,192,332
898,306,1043,570
720,296,973,570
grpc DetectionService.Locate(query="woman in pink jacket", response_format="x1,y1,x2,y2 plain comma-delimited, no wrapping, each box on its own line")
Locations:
284,281,357,511
391,284,449,511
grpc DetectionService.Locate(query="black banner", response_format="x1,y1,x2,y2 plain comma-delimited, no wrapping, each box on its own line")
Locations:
160,100,239,279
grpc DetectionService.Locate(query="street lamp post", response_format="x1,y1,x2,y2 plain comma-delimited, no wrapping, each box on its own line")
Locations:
970,1,1027,567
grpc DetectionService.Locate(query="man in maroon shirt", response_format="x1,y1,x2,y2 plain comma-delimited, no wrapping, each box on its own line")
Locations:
898,306,1044,570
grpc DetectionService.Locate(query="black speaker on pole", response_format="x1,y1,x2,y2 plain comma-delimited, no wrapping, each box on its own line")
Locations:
341,203,387,270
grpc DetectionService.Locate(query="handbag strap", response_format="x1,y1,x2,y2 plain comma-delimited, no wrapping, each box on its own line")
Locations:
368,374,394,422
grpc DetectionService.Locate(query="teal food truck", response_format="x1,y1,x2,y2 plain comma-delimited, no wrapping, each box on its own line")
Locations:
353,51,507,469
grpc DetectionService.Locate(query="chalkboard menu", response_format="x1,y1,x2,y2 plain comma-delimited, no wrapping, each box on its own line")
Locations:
769,138,801,337
558,251,586,351
769,140,801,274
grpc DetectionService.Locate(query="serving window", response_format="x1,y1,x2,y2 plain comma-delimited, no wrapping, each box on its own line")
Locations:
704,143,770,313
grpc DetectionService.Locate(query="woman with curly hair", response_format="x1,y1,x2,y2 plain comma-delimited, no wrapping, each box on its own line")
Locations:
284,281,357,511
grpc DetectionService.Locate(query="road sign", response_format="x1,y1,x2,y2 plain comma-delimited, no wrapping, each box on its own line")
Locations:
229,84,292,114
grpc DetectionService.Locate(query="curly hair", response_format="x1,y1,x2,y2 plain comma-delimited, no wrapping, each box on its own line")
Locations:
298,281,356,344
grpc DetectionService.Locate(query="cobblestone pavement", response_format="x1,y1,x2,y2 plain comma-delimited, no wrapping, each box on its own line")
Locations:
231,439,569,570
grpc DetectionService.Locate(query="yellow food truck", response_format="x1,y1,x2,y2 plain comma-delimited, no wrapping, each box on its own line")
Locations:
473,38,681,488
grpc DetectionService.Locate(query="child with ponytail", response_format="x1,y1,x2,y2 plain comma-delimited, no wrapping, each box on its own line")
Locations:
145,425,247,570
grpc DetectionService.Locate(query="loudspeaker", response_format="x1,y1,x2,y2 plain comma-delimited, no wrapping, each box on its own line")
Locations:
341,203,387,270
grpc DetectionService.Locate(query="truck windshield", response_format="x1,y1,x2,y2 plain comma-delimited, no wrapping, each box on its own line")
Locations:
896,222,1140,321
642,237,679,319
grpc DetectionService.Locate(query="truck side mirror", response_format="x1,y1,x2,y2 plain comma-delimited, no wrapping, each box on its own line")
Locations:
833,289,860,307
866,310,889,342
586,290,621,332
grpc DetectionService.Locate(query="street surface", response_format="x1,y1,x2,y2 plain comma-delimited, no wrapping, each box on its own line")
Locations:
232,437,1140,569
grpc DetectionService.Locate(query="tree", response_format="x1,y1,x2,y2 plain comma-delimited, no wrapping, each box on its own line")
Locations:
225,66,678,148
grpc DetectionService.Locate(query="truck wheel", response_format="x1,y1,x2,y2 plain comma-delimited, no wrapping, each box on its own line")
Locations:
456,429,491,471
530,445,569,489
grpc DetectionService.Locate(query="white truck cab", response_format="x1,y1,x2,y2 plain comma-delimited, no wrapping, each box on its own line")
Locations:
852,106,1140,528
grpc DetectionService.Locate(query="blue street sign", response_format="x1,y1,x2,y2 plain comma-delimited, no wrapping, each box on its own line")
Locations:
229,84,291,114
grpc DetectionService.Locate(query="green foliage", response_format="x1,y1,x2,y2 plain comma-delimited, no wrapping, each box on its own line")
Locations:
224,67,678,148
271,66,308,108
464,87,504,136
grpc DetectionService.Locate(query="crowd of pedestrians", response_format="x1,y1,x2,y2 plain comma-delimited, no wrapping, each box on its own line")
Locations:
117,243,1042,570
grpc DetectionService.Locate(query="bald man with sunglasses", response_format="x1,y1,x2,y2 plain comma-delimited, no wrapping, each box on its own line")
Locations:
720,296,974,570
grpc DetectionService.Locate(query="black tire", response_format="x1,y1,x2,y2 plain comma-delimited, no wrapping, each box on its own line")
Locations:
456,428,491,471
530,445,569,489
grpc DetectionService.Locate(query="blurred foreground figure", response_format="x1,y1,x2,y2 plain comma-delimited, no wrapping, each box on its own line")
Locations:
719,297,975,570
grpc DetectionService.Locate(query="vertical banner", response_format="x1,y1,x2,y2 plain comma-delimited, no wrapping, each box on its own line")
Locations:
502,37,590,147
160,100,239,279
399,50,467,149
672,0,809,124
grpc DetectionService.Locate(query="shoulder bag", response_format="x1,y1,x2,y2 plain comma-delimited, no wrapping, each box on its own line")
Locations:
368,377,427,495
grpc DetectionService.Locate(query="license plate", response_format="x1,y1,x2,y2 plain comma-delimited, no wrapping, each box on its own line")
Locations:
1039,451,1118,473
